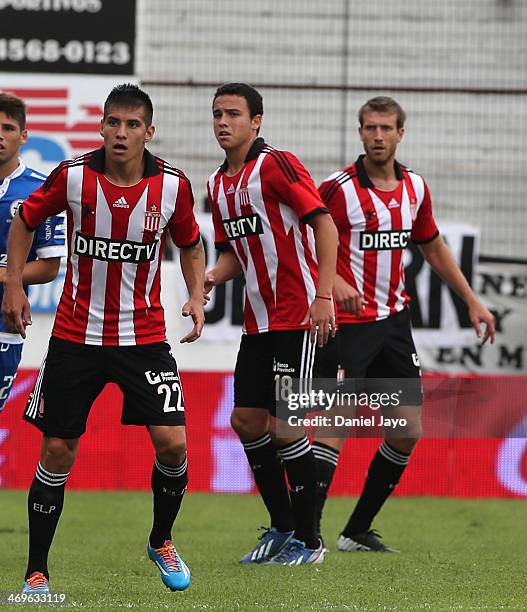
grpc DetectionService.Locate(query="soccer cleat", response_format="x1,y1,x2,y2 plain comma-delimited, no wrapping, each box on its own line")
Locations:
315,518,327,553
267,537,325,565
147,540,191,591
317,531,328,554
239,527,294,564
22,572,49,594
336,529,399,552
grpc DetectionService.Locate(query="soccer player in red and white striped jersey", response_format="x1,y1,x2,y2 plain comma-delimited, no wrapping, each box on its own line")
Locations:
312,97,495,553
3,84,204,593
205,83,338,565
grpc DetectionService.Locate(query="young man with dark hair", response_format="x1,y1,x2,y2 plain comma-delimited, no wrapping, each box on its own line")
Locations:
2,83,205,593
103,82,154,127
205,82,338,565
0,92,65,414
312,96,495,552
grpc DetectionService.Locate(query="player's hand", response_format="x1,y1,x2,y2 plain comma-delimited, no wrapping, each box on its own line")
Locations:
468,300,496,345
203,271,217,304
306,296,336,347
180,297,205,343
333,276,365,316
1,282,32,339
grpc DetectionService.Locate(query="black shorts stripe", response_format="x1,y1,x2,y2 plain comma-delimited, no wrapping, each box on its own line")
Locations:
25,349,48,420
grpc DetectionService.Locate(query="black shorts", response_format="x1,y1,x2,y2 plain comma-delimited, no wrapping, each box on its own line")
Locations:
24,337,186,438
338,308,423,405
234,329,338,416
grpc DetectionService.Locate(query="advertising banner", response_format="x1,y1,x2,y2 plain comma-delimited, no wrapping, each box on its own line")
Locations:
1,371,526,498
0,0,135,75
417,260,527,374
0,74,137,175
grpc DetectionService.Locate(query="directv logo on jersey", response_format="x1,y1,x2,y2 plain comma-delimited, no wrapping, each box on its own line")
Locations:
360,230,412,250
223,213,264,240
74,233,158,263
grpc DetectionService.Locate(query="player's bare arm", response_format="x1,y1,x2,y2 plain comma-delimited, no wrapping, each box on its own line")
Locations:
0,257,60,286
1,211,35,338
419,234,496,344
306,212,338,346
179,239,206,343
333,274,365,317
204,248,243,295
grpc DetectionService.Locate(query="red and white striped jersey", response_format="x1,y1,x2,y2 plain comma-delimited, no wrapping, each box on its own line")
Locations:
208,138,329,335
20,147,200,346
320,155,438,324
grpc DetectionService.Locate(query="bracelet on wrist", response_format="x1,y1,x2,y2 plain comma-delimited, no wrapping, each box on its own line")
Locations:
315,294,332,301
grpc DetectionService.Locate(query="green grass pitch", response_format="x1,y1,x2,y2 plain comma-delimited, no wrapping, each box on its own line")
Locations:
0,490,525,610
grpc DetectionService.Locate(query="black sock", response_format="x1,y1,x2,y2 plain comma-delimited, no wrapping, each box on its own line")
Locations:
279,436,318,549
26,463,69,580
342,441,410,537
242,433,294,532
312,441,340,536
149,455,188,549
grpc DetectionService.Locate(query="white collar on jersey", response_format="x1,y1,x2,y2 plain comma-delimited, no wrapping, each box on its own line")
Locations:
1,159,26,182
0,159,26,198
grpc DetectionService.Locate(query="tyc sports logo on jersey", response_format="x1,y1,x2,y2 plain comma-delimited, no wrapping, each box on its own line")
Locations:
360,230,411,251
222,213,263,240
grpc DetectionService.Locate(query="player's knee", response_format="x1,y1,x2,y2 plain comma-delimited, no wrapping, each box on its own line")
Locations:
386,436,420,455
230,409,268,440
156,440,187,466
41,437,78,473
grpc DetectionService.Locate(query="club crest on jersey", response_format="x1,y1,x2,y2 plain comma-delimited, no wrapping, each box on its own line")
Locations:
237,187,251,207
9,199,23,218
145,204,161,232
223,213,264,240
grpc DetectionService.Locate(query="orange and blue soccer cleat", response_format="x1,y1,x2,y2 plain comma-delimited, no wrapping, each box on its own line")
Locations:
22,572,49,594
147,540,191,591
